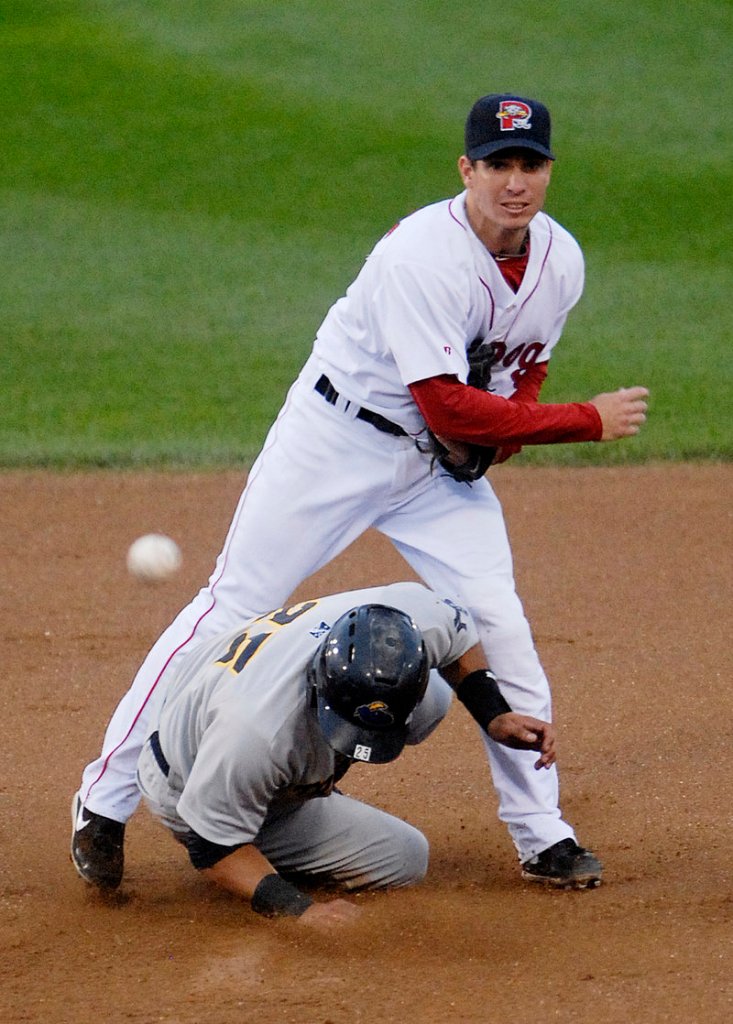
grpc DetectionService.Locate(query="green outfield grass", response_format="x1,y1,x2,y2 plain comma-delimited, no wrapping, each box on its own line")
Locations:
1,1,730,467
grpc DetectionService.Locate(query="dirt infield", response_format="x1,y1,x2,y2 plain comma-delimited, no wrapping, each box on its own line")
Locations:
1,464,731,1024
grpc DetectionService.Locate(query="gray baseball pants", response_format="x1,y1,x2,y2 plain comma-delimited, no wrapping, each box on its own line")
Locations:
137,672,452,890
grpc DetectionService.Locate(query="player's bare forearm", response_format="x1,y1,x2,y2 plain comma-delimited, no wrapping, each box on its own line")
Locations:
590,386,649,440
201,843,361,929
201,842,277,899
441,651,555,769
438,642,489,687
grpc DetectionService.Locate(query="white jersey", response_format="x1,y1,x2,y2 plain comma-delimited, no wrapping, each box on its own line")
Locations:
312,191,584,435
145,582,478,847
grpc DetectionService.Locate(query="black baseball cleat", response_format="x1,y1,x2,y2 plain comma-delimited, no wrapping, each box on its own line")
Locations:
521,838,602,889
70,792,125,890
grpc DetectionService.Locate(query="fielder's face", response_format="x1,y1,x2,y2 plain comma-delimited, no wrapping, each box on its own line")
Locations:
459,149,552,252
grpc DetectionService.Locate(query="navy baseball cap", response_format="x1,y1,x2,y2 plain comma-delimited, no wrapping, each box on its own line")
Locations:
465,94,555,161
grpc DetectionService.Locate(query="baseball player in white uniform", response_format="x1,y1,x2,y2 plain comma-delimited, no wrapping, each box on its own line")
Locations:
134,582,556,928
72,93,648,892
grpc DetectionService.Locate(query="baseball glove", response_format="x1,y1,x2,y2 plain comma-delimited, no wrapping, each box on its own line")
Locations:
428,432,497,484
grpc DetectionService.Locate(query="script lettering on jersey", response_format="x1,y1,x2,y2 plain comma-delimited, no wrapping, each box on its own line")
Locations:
467,338,545,391
216,600,318,674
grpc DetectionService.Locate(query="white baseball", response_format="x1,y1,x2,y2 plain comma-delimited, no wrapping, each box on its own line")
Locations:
126,533,182,583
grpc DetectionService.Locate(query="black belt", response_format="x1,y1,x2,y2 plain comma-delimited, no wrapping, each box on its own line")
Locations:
314,374,407,437
149,730,170,777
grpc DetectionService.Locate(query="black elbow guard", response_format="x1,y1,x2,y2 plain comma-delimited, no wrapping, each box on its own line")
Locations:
455,669,512,732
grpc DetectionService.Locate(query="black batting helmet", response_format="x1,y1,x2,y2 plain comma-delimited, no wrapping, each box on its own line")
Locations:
309,604,430,764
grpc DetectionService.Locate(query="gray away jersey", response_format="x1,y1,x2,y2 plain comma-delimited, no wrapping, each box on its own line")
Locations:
146,581,478,846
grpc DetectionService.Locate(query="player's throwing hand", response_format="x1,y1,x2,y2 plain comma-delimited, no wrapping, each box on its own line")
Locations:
591,386,649,440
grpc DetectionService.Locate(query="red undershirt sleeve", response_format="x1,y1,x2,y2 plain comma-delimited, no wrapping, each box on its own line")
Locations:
510,361,548,404
408,371,602,446
489,361,548,462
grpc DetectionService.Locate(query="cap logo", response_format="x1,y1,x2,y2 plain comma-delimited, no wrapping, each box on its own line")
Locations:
355,700,394,726
496,100,532,132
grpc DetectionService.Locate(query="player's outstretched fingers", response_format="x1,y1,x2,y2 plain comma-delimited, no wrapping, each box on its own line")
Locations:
488,713,557,767
298,898,362,931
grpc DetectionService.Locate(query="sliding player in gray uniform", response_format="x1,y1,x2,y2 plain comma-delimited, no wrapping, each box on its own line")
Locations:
134,582,556,928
